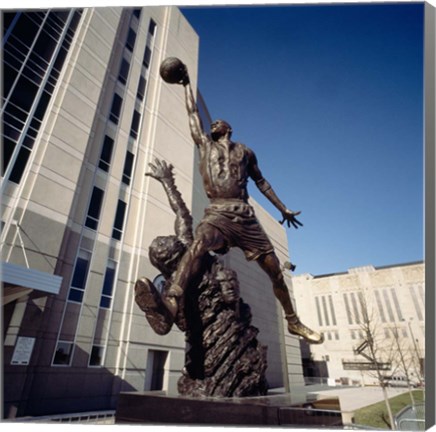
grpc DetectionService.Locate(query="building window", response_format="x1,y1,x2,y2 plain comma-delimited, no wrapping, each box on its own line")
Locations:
122,151,134,185
53,341,73,366
137,75,146,101
382,289,395,322
148,19,156,36
388,289,403,321
125,28,136,52
109,93,123,124
374,290,387,323
98,135,114,172
143,46,152,67
350,292,360,324
68,249,91,303
2,10,82,184
321,296,330,326
112,200,126,240
133,8,141,18
8,146,31,184
100,261,117,309
85,186,104,230
328,295,337,326
89,345,105,367
315,296,323,326
409,285,423,321
118,58,130,85
129,110,141,139
343,293,353,325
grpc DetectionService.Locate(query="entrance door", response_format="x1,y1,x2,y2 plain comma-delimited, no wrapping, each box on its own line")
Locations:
144,349,168,391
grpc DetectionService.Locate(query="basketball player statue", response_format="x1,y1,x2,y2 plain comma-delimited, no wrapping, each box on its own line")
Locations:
159,57,323,345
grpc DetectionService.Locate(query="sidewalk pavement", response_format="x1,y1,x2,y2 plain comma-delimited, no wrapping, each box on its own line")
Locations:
308,386,411,412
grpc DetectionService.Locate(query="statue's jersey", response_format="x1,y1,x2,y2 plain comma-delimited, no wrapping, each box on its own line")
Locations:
198,140,251,201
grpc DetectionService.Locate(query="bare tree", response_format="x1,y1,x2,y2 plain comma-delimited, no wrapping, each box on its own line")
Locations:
354,291,396,429
389,323,417,405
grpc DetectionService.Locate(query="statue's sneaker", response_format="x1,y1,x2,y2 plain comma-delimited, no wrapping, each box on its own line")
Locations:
286,313,324,344
135,277,173,335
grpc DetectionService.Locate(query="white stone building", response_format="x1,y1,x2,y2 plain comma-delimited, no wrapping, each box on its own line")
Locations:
1,6,303,418
293,262,425,386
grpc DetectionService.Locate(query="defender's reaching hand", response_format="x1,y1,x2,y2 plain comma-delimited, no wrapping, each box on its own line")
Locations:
146,158,174,181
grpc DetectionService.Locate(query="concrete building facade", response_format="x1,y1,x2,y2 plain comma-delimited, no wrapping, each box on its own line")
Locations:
1,6,303,418
292,262,425,386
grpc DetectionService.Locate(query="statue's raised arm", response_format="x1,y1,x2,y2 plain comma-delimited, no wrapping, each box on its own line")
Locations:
160,57,208,149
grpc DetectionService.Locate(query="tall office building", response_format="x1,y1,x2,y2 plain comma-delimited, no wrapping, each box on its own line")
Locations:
292,262,425,386
1,7,303,417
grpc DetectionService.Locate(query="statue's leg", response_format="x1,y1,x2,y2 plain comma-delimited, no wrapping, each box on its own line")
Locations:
256,252,324,344
165,223,226,317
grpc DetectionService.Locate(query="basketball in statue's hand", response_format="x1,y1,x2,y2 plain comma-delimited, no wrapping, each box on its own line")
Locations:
160,57,187,84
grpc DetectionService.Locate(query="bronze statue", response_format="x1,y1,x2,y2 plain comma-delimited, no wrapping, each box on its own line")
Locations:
135,159,268,396
159,57,323,345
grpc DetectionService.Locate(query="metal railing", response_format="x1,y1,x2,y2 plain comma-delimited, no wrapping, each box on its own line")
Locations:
8,410,116,424
278,406,343,427
394,404,425,431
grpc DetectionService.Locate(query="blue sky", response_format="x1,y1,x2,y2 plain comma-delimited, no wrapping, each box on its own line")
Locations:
180,3,424,276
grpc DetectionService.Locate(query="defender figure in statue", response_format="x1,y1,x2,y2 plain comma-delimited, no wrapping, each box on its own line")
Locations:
160,57,323,344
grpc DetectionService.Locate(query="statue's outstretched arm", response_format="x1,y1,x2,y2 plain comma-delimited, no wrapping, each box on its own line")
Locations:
146,158,193,244
247,148,303,229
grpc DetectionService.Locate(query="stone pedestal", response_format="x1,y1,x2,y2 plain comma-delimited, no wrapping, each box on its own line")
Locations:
115,391,342,427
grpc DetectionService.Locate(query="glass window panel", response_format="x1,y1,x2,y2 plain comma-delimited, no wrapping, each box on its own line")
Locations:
10,13,40,51
148,19,156,36
2,136,16,175
68,287,84,303
113,200,126,230
8,146,31,184
130,111,140,138
137,75,146,101
102,267,115,296
143,46,151,67
85,186,104,229
109,94,122,124
33,26,58,63
122,151,134,185
53,341,73,365
100,296,112,309
112,200,126,240
99,135,114,171
125,28,136,51
9,75,39,113
118,58,130,85
71,256,90,289
89,345,104,366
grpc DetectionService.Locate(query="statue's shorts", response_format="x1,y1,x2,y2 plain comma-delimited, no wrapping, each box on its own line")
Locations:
196,199,274,261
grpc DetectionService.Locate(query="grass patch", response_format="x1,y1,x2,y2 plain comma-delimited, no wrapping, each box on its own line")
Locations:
354,390,424,429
